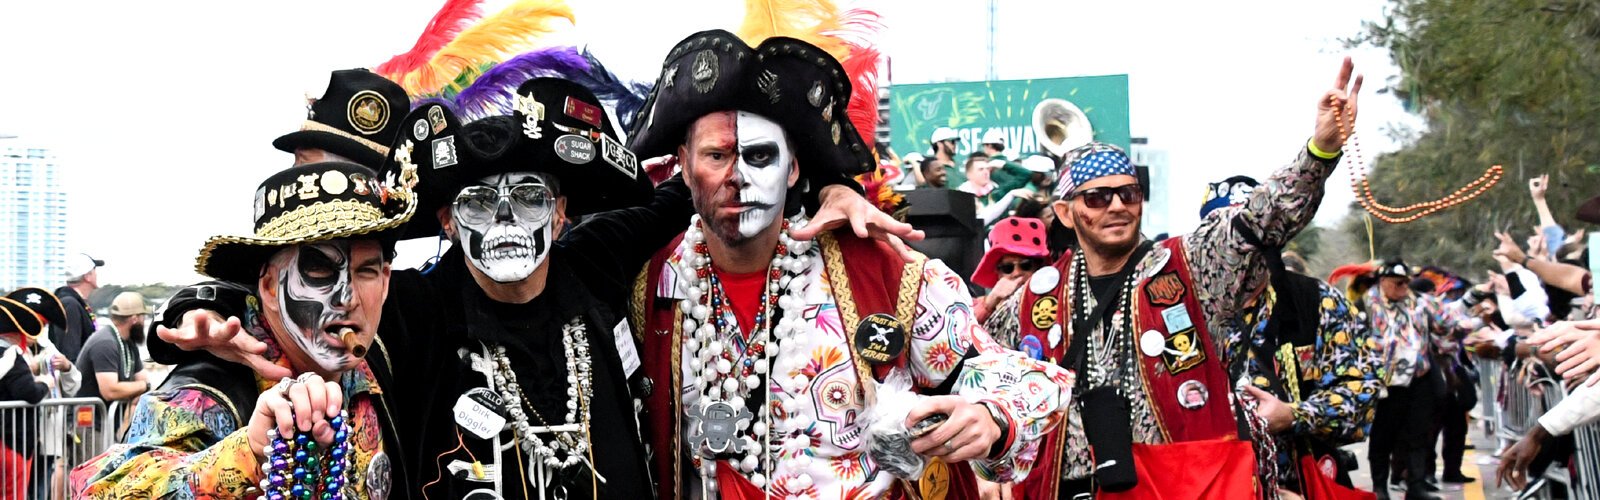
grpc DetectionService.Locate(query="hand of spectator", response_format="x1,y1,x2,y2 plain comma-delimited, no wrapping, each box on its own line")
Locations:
159,309,293,380
247,373,343,459
50,354,71,371
1493,231,1528,264
1312,57,1363,154
794,184,926,261
976,478,1014,500
1529,319,1600,384
1528,174,1548,200
1527,233,1549,261
1497,425,1549,490
991,273,1027,303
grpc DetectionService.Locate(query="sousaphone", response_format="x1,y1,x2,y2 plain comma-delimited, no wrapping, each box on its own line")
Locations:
1033,98,1093,159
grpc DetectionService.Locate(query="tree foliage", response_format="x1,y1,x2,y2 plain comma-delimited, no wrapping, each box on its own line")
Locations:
1347,0,1600,273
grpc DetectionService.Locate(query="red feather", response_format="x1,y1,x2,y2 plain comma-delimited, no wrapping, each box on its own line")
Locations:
1327,262,1377,285
832,8,883,149
375,0,487,78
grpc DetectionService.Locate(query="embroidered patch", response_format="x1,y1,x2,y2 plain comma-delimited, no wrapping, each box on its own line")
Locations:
432,136,459,168
691,50,718,94
428,105,447,134
350,173,371,196
1144,271,1187,307
1030,296,1058,330
601,134,638,178
1161,328,1205,374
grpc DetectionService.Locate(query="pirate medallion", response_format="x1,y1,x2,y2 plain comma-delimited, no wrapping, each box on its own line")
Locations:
854,313,907,365
687,401,752,457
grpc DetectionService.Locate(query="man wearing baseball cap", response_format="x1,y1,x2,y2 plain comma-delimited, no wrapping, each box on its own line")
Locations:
74,291,150,404
929,126,967,187
49,252,102,361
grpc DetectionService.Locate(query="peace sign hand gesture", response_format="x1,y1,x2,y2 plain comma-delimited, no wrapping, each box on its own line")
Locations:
1312,57,1364,155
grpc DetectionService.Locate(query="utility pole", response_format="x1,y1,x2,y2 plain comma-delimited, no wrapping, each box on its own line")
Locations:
986,0,998,80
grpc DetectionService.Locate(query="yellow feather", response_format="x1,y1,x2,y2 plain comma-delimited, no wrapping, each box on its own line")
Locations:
736,0,848,61
398,0,575,95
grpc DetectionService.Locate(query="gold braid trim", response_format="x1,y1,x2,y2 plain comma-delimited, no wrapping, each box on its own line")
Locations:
895,253,926,329
631,265,649,344
299,120,391,156
819,232,880,407
257,200,385,240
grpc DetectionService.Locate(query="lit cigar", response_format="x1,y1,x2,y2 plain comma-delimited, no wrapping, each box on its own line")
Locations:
340,327,367,358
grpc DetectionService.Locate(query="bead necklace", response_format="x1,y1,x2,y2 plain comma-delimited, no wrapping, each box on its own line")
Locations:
1070,251,1139,390
1334,95,1503,224
259,410,352,500
490,317,593,470
680,214,817,491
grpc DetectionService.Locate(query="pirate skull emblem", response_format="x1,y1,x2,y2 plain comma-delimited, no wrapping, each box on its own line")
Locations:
1030,296,1058,330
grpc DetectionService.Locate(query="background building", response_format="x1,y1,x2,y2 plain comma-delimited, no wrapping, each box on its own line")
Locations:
0,137,68,290
1130,137,1171,237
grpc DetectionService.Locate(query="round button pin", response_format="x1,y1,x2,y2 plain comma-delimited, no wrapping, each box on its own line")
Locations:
1139,330,1166,357
1028,266,1061,295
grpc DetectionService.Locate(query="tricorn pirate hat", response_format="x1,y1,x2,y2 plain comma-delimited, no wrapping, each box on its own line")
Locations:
627,30,875,178
5,288,65,328
273,70,411,169
0,297,45,338
197,161,417,284
383,77,652,239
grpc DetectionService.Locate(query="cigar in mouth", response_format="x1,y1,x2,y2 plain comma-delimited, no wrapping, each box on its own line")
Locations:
339,327,367,358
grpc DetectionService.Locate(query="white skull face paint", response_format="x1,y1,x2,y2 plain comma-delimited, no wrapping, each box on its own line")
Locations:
732,111,792,239
274,242,356,373
452,172,555,283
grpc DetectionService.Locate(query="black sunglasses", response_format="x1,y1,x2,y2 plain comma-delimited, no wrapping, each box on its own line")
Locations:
997,259,1042,275
1071,184,1144,209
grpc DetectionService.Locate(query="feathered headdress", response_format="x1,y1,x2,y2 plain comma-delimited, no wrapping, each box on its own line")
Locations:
1328,261,1379,305
376,0,576,97
736,0,884,150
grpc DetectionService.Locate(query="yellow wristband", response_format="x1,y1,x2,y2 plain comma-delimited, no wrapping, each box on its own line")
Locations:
1306,138,1340,160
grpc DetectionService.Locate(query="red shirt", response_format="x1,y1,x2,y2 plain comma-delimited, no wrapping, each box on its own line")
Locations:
714,268,767,339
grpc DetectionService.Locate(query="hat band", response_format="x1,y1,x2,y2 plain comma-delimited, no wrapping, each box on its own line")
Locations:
256,200,385,240
300,121,391,156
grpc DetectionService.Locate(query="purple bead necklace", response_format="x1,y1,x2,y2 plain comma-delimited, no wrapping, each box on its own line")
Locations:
259,410,352,500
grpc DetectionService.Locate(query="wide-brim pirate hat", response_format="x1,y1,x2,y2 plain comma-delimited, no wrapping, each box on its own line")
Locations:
0,297,45,338
382,77,652,239
273,69,411,169
197,161,417,284
5,288,66,328
627,30,875,179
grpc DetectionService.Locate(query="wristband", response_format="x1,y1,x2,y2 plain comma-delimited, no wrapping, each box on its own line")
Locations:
1306,138,1341,160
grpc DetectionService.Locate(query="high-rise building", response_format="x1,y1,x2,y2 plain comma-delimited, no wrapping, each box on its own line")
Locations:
0,139,69,290
1130,137,1171,238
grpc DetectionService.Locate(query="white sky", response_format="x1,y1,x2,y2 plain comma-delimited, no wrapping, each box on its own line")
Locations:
0,0,1415,286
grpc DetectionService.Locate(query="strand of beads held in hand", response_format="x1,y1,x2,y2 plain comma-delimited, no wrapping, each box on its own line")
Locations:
260,410,353,500
1334,94,1504,224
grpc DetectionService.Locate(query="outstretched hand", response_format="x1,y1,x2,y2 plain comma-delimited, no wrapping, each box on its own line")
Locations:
793,184,926,261
1492,231,1528,264
1528,319,1600,385
158,309,292,380
1312,56,1363,154
247,374,344,459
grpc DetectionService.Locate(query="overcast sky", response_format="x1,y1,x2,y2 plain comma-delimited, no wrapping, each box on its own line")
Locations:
0,0,1413,286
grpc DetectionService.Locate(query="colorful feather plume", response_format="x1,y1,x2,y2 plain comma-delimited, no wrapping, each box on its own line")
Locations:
577,49,653,134
374,0,487,78
389,0,576,97
455,47,591,122
853,162,907,220
737,0,849,61
1328,262,1378,285
736,1,883,149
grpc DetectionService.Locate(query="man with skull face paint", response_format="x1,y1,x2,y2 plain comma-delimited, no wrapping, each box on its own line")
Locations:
627,31,1074,499
158,76,906,500
72,161,417,498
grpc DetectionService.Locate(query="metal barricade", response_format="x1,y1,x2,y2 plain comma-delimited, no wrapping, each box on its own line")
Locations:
1573,422,1600,500
0,398,113,500
1478,356,1503,437
1501,360,1535,441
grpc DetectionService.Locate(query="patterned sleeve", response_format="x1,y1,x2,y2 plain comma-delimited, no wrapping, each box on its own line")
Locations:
983,290,1025,350
906,259,1073,482
1185,147,1337,330
70,388,260,498
1291,282,1386,445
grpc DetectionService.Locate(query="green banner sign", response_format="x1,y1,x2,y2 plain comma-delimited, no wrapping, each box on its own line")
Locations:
888,75,1130,159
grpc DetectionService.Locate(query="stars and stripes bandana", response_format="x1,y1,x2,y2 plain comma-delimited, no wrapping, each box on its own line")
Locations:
1052,141,1135,199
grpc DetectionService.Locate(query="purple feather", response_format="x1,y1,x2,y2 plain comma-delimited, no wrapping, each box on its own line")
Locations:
455,46,592,122
576,48,653,133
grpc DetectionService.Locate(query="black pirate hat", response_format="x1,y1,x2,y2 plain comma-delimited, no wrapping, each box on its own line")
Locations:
197,161,417,284
0,297,45,338
1578,194,1600,224
274,69,411,169
382,77,652,239
628,30,875,178
5,288,65,327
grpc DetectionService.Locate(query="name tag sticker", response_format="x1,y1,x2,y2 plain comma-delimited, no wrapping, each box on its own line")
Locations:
614,320,642,377
1161,304,1193,332
454,389,507,440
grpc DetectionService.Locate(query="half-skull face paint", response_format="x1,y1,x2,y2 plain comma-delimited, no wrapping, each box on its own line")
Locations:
685,111,794,244
272,241,364,374
452,172,556,283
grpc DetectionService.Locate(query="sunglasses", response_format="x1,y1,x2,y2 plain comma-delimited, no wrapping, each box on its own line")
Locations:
453,183,555,225
997,259,1042,275
1071,184,1144,209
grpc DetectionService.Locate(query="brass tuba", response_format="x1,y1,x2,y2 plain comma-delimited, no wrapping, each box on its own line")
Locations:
1032,98,1093,159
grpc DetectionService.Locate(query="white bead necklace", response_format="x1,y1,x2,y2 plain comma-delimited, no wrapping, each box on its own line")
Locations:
680,214,818,491
491,317,593,469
